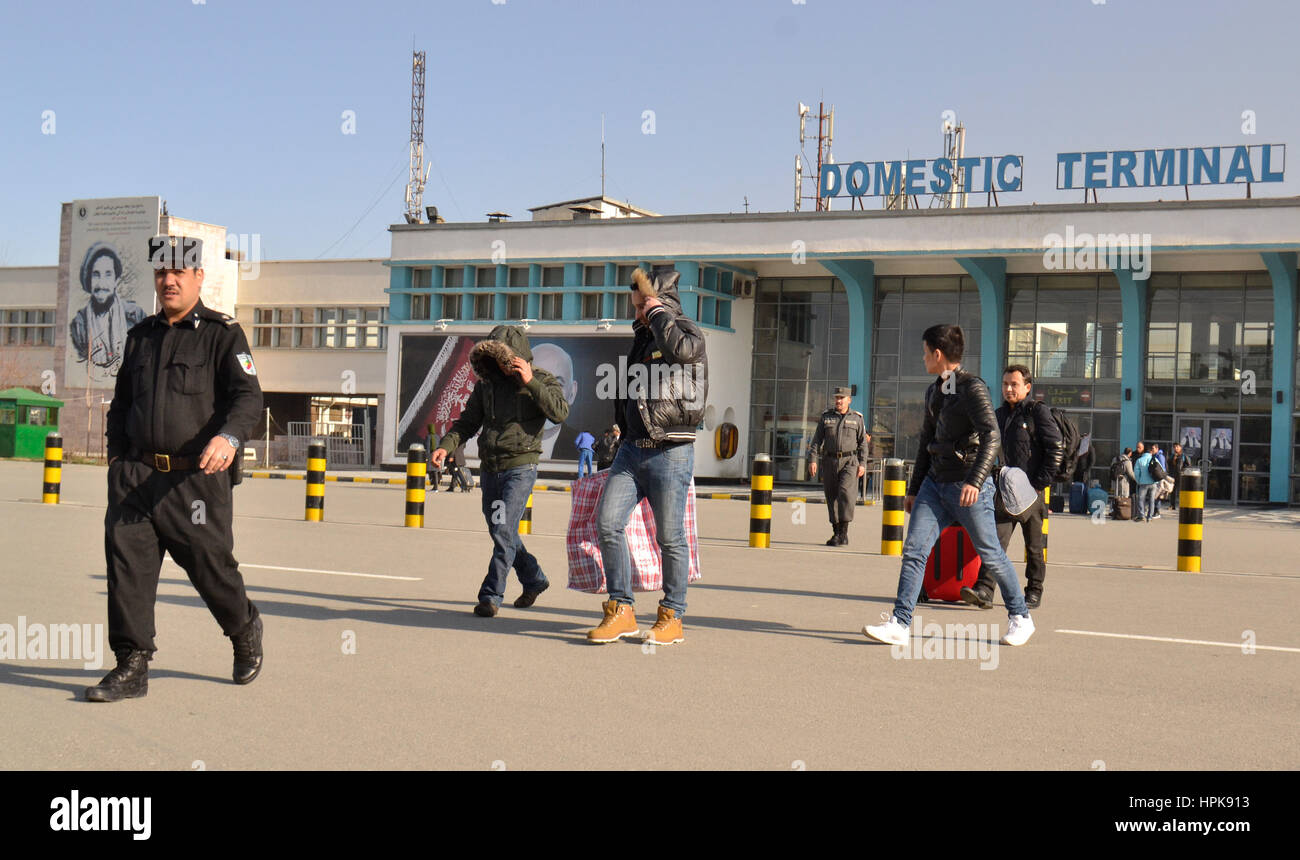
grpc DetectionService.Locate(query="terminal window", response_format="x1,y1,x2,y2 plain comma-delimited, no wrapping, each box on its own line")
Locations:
2,309,54,346
253,306,386,350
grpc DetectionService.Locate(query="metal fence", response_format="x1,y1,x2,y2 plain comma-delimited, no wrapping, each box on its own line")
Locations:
286,421,369,469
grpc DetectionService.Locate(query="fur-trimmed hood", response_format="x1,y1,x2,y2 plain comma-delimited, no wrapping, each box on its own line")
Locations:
469,324,533,380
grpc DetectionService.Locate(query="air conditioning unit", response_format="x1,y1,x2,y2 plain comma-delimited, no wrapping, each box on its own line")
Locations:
733,278,755,299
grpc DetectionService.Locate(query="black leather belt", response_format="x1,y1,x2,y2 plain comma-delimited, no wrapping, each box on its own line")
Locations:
632,438,663,448
130,449,200,472
822,452,857,460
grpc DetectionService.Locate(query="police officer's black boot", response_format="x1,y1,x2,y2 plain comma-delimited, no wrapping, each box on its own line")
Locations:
826,523,840,546
85,649,150,703
231,614,263,685
837,522,850,546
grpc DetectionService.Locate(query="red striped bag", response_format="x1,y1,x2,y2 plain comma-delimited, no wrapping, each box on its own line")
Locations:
566,470,701,593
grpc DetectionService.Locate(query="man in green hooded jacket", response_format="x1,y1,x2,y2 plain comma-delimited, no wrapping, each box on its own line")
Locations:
432,325,570,616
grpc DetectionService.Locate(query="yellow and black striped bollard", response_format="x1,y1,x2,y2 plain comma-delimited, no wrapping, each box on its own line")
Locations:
518,492,534,535
305,440,326,522
880,458,905,555
405,444,426,527
1177,468,1203,572
42,432,62,504
749,453,773,548
1038,486,1050,562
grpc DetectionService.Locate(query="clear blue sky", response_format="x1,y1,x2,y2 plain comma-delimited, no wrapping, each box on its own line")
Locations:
2,0,1297,266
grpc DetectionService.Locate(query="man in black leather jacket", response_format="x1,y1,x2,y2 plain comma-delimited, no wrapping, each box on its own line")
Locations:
590,265,707,647
961,364,1061,610
864,325,1035,647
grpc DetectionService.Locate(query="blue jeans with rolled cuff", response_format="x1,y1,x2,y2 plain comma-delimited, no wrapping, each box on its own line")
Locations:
890,474,1029,627
477,464,546,606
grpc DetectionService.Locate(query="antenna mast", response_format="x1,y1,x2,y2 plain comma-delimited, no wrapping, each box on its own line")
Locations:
404,50,429,224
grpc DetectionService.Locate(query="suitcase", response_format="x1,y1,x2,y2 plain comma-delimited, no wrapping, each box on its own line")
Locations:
1068,481,1086,514
1086,486,1108,516
917,525,982,603
1049,485,1065,513
1110,480,1132,520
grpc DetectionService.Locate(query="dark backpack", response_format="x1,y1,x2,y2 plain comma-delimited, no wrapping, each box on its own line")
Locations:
1045,406,1082,483
1149,457,1167,482
1107,455,1124,487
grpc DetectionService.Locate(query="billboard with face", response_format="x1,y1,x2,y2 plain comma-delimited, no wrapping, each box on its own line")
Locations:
65,197,161,389
395,332,632,462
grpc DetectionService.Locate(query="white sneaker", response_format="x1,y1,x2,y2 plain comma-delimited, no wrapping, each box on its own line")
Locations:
863,615,910,646
1000,614,1035,647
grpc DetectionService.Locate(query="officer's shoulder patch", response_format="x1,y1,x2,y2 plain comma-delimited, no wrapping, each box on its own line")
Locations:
235,353,257,376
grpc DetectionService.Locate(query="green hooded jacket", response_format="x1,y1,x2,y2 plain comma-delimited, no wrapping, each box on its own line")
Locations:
435,325,570,472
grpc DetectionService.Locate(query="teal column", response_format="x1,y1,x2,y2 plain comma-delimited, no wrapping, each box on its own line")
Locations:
562,262,582,321
818,259,874,415
1114,266,1150,452
493,264,508,320
957,257,1007,400
527,264,541,319
602,262,617,319
675,261,700,320
388,265,412,321
1262,252,1297,503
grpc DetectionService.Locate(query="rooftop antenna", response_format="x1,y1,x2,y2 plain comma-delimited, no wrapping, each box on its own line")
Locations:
403,49,430,224
601,113,606,199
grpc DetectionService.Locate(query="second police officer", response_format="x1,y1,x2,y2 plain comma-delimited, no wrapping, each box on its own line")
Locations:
808,386,870,546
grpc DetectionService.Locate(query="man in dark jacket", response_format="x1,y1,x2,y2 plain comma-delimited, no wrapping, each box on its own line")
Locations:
588,265,707,647
961,365,1061,610
864,325,1034,647
432,325,569,616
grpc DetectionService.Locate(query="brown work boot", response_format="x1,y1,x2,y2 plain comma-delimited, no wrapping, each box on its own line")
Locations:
587,599,638,643
644,606,684,646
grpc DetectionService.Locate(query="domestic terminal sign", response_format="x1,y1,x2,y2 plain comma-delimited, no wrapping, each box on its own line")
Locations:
817,143,1286,200
819,155,1023,199
1056,144,1285,190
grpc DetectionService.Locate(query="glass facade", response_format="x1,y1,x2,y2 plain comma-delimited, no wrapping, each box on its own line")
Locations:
746,268,1282,502
872,275,982,462
748,277,850,481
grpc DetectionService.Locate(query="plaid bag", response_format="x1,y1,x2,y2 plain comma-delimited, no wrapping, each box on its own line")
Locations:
566,470,702,593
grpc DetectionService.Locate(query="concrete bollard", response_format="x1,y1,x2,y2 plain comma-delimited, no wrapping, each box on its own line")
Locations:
42,433,62,505
305,440,326,522
405,445,426,528
518,492,533,535
880,458,905,556
749,453,773,548
1177,468,1204,572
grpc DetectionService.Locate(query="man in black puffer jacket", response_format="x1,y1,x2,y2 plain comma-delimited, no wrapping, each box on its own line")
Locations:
589,265,707,647
864,324,1035,648
961,364,1061,611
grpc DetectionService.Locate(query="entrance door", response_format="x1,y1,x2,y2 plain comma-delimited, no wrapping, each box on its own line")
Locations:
1176,417,1237,504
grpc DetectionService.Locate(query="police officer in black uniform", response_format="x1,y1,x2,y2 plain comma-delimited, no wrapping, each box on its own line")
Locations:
86,235,264,702
808,386,869,546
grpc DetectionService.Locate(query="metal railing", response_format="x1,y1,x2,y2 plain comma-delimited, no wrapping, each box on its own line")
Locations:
287,421,369,469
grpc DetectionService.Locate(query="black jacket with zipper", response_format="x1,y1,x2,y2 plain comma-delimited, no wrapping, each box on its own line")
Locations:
995,398,1063,491
614,268,708,443
907,368,1000,496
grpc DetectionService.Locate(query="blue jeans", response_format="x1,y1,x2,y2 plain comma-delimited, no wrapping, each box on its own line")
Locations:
578,448,595,478
477,464,546,606
1136,483,1157,521
596,442,694,615
892,475,1028,626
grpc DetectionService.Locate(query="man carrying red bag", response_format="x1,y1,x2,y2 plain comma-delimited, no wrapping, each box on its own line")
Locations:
588,265,708,646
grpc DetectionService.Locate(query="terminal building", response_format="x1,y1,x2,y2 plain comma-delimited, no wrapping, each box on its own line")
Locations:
3,193,1299,506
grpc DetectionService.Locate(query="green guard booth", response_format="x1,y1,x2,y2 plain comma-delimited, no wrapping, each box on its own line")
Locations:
0,388,64,459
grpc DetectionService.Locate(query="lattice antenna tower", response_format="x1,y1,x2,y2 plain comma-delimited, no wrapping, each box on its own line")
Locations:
404,50,431,224
794,100,834,211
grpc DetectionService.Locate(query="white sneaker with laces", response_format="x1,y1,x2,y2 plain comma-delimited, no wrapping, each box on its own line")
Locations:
863,615,910,646
1000,614,1036,646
